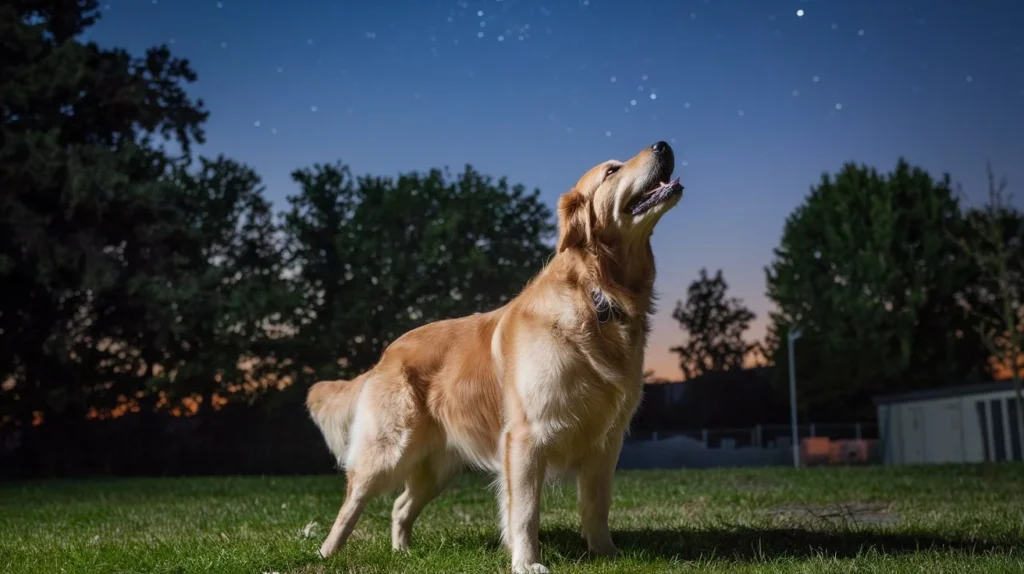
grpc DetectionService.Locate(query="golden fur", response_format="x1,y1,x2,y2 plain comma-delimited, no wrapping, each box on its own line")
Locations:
307,141,683,573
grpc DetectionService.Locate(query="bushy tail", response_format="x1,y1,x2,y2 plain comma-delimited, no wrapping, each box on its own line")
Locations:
306,377,365,467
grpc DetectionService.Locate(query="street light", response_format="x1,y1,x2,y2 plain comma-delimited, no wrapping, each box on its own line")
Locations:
787,327,803,468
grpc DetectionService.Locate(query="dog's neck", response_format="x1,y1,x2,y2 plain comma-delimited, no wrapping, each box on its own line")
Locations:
590,289,622,323
564,236,657,323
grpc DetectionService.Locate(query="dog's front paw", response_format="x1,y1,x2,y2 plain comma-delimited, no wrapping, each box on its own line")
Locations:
588,541,618,558
513,563,550,574
392,539,410,552
585,532,618,557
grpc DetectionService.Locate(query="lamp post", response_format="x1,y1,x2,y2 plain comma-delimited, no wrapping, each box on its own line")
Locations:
787,327,803,468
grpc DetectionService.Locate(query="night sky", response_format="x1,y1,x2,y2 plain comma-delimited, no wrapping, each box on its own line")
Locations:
86,0,1024,379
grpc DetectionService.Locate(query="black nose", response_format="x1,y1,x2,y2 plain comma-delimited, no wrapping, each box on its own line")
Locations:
651,141,670,155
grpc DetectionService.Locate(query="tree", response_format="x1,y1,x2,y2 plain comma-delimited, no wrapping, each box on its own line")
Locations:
153,156,296,417
282,163,555,381
764,159,991,420
0,0,208,426
670,268,756,380
955,164,1024,444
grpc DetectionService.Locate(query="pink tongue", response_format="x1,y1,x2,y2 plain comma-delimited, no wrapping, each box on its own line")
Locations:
653,177,680,191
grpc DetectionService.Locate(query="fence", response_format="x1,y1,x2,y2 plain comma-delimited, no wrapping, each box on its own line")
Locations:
618,423,880,470
2,412,880,479
0,405,337,479
629,422,879,449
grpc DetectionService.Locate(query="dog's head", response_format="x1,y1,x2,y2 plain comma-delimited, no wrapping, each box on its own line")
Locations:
556,141,683,253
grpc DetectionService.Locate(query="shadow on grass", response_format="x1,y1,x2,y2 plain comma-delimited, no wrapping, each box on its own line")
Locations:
281,527,1022,572
529,526,1023,562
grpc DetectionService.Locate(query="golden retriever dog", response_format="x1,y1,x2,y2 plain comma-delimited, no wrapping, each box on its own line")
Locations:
307,141,683,573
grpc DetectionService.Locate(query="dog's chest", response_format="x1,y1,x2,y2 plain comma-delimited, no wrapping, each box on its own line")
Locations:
512,318,646,451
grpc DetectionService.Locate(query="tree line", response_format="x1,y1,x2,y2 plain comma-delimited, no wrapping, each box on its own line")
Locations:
669,162,1023,422
0,1,554,435
2,1,1022,445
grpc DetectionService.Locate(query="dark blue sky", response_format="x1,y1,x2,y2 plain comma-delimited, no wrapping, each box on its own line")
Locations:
87,0,1024,378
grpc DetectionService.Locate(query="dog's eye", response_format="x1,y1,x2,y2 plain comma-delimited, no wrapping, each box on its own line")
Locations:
604,165,620,178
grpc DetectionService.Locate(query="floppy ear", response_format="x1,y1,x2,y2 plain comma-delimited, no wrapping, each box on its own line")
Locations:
556,188,590,252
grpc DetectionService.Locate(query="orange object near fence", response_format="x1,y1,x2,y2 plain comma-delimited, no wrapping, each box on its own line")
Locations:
800,437,875,465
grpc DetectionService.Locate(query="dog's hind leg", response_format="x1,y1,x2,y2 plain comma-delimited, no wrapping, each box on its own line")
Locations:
318,470,379,558
391,450,460,551
319,449,415,557
318,371,426,558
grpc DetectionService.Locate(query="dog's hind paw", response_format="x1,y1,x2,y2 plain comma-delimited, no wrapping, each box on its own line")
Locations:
513,563,550,574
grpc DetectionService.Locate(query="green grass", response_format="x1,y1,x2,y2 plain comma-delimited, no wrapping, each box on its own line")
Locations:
2,465,1023,573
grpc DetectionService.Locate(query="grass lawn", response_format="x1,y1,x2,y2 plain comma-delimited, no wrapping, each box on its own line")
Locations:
2,465,1023,573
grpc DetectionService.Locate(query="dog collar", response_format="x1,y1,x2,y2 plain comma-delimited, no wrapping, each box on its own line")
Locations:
591,289,623,324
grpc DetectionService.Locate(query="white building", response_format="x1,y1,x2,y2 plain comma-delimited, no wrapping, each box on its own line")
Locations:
875,382,1023,465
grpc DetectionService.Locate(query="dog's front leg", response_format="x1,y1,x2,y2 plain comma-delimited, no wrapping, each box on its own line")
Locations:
577,430,624,557
501,427,548,574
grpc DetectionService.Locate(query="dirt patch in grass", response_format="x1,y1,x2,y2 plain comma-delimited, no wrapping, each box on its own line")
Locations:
766,502,899,527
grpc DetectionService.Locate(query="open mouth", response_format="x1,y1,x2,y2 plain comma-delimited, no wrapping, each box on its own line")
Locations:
626,177,683,216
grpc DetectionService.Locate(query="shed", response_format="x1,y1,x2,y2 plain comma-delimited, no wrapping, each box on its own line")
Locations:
875,382,1023,465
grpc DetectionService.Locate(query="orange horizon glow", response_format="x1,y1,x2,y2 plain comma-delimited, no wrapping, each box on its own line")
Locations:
643,313,770,381
5,310,1020,427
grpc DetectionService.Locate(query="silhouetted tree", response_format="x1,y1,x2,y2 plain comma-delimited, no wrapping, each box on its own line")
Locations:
765,159,991,420
747,341,771,368
670,268,756,380
156,156,296,417
955,164,1024,443
0,0,207,427
282,163,555,381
